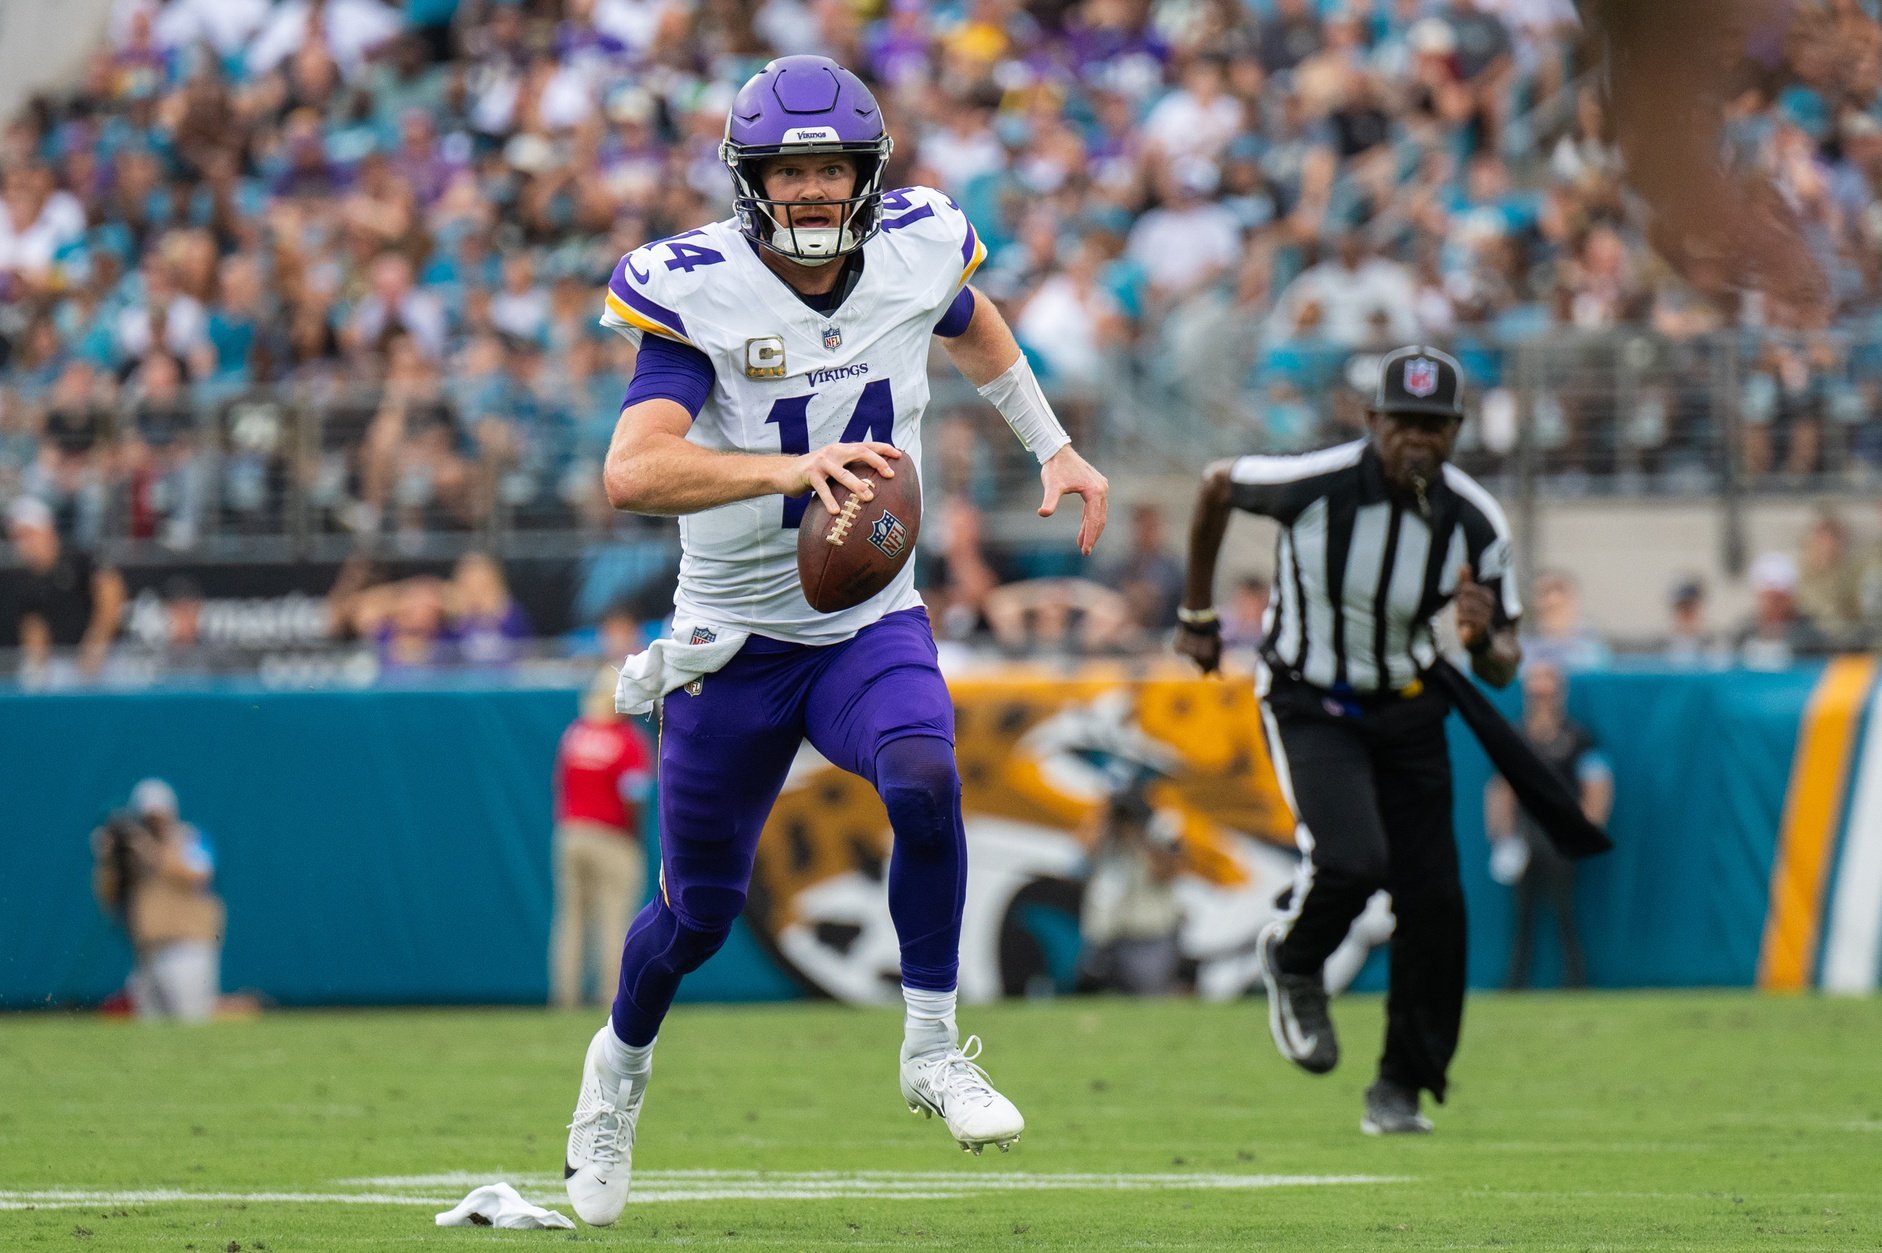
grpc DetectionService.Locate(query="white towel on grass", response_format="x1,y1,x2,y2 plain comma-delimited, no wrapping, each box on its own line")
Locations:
614,622,749,715
435,1182,576,1229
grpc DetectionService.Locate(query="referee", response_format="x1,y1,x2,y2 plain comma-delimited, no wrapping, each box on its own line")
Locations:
1175,345,1522,1135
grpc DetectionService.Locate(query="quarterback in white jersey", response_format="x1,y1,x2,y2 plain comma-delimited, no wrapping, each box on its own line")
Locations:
599,181,983,643
561,55,1109,1228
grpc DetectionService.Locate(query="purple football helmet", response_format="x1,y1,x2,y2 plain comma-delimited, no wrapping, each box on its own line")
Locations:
720,56,894,264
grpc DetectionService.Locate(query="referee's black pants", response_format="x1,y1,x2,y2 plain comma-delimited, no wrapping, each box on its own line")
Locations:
1260,675,1465,1102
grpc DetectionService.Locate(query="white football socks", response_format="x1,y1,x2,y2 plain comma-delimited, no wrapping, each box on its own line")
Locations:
602,1023,655,1076
902,985,958,1057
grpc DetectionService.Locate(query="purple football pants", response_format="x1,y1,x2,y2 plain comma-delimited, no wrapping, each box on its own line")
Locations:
611,608,965,1045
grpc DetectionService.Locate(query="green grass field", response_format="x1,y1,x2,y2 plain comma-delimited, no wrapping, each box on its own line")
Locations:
2,992,1878,1250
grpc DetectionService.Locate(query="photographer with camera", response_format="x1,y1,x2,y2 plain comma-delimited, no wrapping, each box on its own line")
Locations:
91,779,226,1022
1076,777,1188,997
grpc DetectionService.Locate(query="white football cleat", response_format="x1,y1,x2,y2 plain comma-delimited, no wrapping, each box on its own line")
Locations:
564,1025,647,1226
900,1034,1025,1154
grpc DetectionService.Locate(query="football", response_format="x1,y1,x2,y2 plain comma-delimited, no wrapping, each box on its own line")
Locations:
796,457,921,613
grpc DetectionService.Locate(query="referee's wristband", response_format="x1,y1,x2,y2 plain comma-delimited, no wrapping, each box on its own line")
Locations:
1177,607,1220,633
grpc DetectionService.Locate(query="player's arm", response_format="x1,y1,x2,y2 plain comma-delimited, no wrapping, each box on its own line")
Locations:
1454,499,1524,687
1484,775,1517,842
81,565,125,676
602,336,899,518
17,612,52,672
1453,563,1520,688
1577,748,1615,826
1176,452,1332,674
938,285,1109,556
1174,460,1238,674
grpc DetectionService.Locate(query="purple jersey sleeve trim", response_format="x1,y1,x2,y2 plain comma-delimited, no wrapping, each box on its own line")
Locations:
608,255,691,340
623,333,715,418
933,285,975,338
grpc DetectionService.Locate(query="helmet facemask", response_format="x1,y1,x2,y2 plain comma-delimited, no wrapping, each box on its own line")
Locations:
723,138,894,266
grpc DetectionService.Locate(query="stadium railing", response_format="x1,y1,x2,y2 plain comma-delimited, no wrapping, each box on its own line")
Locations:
2,326,1877,567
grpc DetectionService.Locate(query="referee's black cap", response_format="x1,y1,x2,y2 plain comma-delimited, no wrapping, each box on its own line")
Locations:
1373,344,1465,419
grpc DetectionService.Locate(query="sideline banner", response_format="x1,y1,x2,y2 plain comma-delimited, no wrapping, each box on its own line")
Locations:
3,661,1880,1009
748,661,1304,1003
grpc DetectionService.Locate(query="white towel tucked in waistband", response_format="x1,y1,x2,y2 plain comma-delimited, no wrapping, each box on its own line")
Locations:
614,622,750,715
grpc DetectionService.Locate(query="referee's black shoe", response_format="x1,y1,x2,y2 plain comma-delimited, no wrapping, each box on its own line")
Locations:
1361,1080,1433,1135
1257,922,1339,1075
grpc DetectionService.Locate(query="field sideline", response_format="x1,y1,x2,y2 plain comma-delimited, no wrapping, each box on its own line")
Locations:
1,992,1877,1250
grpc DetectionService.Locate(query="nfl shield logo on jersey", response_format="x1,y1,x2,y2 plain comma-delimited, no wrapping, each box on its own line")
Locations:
1404,357,1439,397
689,626,718,645
822,324,842,351
867,509,908,559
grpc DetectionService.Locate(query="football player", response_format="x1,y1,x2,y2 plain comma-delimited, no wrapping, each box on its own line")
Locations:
562,55,1109,1226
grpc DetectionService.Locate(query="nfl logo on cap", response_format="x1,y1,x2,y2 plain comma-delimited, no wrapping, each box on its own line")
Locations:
822,325,842,350
1375,344,1464,417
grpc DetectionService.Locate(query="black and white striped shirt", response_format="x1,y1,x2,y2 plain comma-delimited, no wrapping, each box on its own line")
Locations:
1229,440,1521,694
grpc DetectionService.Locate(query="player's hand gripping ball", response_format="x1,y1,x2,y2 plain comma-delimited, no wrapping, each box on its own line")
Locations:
797,457,921,613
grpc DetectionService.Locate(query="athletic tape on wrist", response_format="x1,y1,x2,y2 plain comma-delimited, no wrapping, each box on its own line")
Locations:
976,355,1071,465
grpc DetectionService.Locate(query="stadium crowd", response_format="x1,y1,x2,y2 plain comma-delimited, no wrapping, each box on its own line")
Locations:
3,0,1882,675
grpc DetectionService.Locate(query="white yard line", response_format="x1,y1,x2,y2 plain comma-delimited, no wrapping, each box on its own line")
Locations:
0,1171,1405,1211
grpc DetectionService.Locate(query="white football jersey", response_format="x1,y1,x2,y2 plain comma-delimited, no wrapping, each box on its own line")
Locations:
601,185,987,645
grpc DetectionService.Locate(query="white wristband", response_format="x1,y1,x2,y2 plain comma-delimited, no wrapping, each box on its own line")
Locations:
976,355,1071,465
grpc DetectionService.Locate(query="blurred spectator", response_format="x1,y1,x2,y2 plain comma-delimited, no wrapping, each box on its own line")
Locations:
1107,501,1184,635
347,251,447,360
1126,157,1243,310
449,550,530,667
984,577,1132,655
923,495,1001,643
1795,506,1862,646
1220,574,1271,653
589,601,645,663
1013,234,1128,423
1256,0,1323,75
1267,232,1420,348
1521,569,1612,671
550,665,652,1008
91,777,225,1022
1485,661,1612,990
1077,782,1185,996
247,0,403,81
25,361,115,549
6,496,125,683
151,573,211,675
0,161,86,293
122,353,206,549
1736,551,1834,671
490,252,549,345
114,0,273,63
361,332,475,535
374,574,454,674
1660,576,1728,669
1142,55,1246,162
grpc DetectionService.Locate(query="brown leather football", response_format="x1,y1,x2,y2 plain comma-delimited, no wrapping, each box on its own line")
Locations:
796,457,921,613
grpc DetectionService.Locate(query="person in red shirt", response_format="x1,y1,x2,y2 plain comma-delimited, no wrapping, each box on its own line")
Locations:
551,667,654,1008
